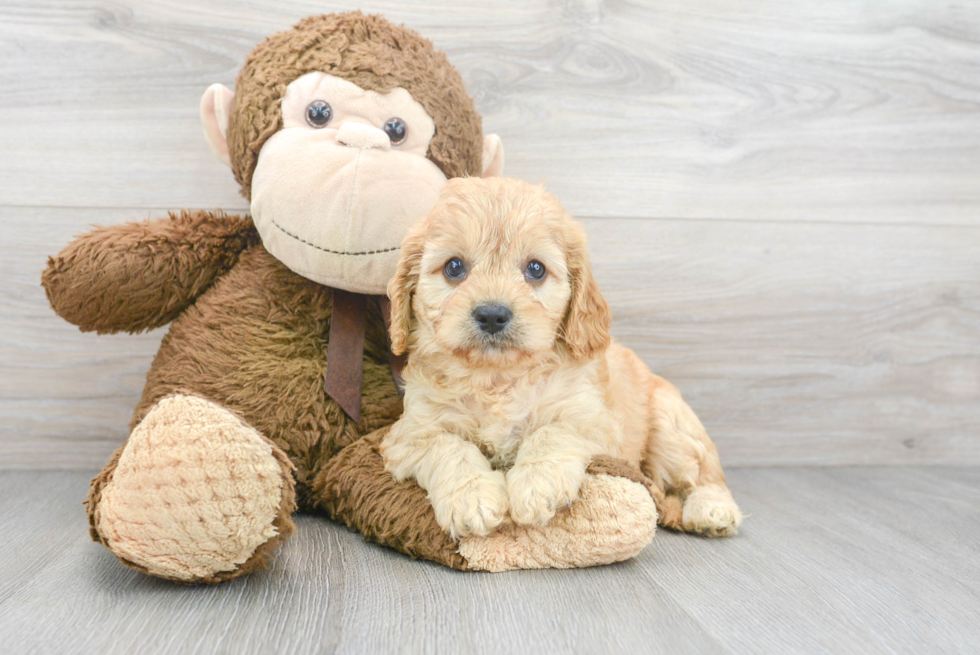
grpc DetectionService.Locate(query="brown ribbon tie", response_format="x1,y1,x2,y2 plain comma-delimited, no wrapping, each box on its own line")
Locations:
324,289,407,423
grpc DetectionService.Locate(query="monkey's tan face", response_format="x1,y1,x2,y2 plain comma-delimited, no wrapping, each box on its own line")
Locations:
250,72,448,293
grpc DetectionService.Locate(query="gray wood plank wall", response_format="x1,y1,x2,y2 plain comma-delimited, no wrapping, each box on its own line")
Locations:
1,0,978,468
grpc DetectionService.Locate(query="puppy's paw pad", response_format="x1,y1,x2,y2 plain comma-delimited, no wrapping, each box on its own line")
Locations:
681,486,743,538
507,461,585,526
433,471,509,539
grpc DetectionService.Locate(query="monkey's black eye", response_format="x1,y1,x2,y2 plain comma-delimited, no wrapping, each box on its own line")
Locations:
383,117,408,145
525,260,547,281
305,100,333,128
443,257,466,281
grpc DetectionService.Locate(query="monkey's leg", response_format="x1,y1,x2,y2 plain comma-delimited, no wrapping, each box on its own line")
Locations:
642,381,743,538
88,394,296,583
312,429,657,572
457,457,659,572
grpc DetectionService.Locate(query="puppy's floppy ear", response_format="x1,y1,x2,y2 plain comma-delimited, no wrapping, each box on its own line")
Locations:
387,221,427,356
561,218,612,360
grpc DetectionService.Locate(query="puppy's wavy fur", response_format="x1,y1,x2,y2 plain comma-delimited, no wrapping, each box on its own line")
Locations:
382,178,742,539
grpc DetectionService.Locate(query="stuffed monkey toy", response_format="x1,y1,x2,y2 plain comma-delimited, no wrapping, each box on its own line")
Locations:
42,12,659,582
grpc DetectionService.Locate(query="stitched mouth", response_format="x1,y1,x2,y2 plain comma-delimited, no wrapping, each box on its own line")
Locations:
270,218,401,256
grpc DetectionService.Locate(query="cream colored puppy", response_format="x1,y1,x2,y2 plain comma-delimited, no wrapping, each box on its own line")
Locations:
381,177,742,540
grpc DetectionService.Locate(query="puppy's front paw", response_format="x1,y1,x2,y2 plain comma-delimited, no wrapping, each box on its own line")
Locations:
507,460,585,526
431,470,509,539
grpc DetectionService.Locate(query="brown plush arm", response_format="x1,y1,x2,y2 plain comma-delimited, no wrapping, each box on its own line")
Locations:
42,210,259,334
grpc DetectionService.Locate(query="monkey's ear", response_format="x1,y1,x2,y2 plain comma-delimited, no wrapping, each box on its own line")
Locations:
200,83,235,167
481,134,505,178
387,224,427,356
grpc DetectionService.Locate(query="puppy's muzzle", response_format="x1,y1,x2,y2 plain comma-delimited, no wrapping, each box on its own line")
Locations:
473,303,512,335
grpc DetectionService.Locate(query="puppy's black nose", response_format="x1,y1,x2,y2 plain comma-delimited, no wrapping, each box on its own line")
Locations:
473,304,512,335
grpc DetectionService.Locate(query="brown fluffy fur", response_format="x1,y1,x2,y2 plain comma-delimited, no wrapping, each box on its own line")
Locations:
130,243,404,499
229,11,484,199
44,212,402,502
42,211,259,334
312,425,473,569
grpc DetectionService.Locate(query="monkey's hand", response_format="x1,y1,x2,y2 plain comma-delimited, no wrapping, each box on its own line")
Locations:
42,210,257,334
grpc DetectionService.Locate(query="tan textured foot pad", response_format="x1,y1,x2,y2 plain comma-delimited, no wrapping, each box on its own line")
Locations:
458,473,658,572
93,394,295,583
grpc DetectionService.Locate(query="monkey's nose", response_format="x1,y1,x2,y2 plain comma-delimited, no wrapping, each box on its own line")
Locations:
336,122,391,151
473,304,512,335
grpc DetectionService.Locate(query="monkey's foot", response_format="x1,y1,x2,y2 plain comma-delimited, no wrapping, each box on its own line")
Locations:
89,394,296,583
315,430,657,572
458,458,658,572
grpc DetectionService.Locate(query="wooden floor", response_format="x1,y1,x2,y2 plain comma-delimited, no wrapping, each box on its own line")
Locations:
0,467,977,654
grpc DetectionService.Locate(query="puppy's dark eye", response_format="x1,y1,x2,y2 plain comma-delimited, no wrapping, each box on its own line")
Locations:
525,260,547,281
444,257,466,280
306,100,333,128
383,117,408,145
